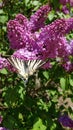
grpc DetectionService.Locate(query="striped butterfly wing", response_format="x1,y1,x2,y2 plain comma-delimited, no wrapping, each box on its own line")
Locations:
27,60,44,76
8,56,29,81
8,56,47,83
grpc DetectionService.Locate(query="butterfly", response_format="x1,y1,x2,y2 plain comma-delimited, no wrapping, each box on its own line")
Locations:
8,56,46,84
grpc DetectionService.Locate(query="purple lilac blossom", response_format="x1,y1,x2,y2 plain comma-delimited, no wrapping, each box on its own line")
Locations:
69,40,73,55
12,38,67,60
7,17,73,64
61,39,73,72
38,18,73,40
36,19,73,59
59,114,73,128
70,0,73,6
0,127,9,130
62,61,73,72
59,0,73,14
59,0,73,6
41,61,52,69
7,5,51,49
6,5,73,70
29,5,51,32
13,48,41,60
0,57,8,69
59,0,69,5
61,55,73,72
7,20,36,50
15,13,29,30
6,62,16,72
0,56,16,72
62,5,69,14
56,37,71,57
7,11,73,52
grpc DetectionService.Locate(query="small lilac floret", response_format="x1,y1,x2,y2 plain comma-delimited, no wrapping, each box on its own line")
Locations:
0,57,8,69
0,127,9,130
29,5,51,32
59,114,73,128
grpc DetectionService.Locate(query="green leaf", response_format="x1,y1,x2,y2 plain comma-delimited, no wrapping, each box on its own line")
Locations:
32,118,46,130
48,10,55,21
50,90,56,96
2,26,6,32
0,9,4,14
43,71,49,79
24,0,30,6
18,113,23,121
50,123,56,130
0,15,8,24
60,77,66,90
0,68,8,74
69,75,73,86
32,1,39,6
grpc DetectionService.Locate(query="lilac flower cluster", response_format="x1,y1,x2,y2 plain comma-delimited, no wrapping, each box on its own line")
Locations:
7,17,73,69
59,0,73,14
7,19,34,49
59,114,73,128
29,5,51,32
7,17,73,59
61,39,73,72
7,5,50,50
1,5,73,71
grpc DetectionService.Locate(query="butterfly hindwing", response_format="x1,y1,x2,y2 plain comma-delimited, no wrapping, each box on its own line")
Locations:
27,60,43,75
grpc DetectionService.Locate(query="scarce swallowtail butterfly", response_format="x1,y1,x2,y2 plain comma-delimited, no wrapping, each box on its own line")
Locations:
8,56,46,84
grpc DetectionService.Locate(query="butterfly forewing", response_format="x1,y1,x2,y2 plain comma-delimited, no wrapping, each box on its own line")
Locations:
8,57,28,79
8,57,21,71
